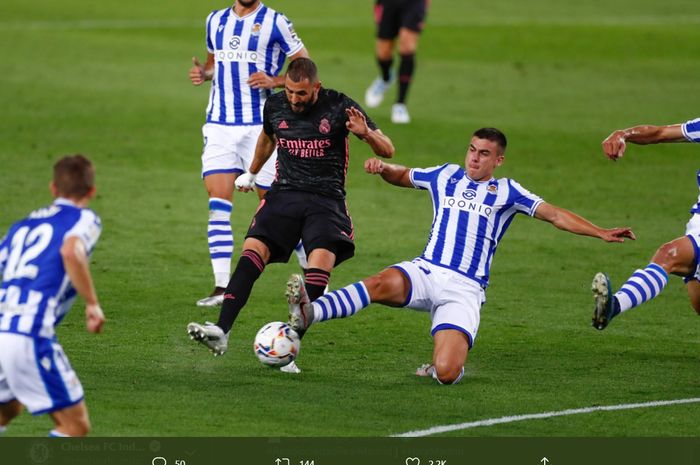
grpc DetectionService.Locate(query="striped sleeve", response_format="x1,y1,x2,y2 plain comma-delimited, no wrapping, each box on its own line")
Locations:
275,13,304,56
681,118,700,142
205,11,216,53
507,179,544,217
64,210,102,254
410,164,449,190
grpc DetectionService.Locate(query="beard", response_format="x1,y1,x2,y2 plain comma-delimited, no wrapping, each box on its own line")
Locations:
237,0,258,7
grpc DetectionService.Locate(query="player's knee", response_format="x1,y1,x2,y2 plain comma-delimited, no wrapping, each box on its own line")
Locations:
433,358,464,385
652,242,681,271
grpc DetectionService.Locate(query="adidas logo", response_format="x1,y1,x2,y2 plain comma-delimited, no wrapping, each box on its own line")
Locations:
278,120,289,129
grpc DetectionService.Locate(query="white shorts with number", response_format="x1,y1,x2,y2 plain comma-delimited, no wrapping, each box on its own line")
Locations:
201,122,277,189
391,257,486,348
684,213,700,281
0,333,84,415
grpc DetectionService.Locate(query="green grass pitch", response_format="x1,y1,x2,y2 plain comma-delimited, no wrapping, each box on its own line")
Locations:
0,0,698,436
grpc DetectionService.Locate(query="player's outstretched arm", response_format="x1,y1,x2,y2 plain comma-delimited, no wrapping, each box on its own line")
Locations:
602,123,685,160
346,107,395,158
534,203,636,243
365,158,412,187
61,236,105,333
236,130,277,192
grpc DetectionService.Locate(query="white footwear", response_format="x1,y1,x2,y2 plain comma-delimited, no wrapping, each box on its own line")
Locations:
415,363,435,378
196,287,225,307
285,274,314,332
364,76,393,108
391,103,410,124
279,360,301,374
187,321,228,356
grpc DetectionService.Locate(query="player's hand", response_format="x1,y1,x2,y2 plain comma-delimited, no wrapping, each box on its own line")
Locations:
248,71,275,89
602,130,627,161
189,56,206,86
364,158,385,174
86,303,105,334
599,227,636,243
346,107,369,138
235,172,257,192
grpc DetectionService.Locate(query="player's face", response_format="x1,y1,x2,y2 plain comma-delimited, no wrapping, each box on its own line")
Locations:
465,137,504,181
285,77,321,114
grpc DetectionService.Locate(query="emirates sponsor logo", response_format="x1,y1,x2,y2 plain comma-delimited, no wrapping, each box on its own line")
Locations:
319,117,330,134
278,138,332,158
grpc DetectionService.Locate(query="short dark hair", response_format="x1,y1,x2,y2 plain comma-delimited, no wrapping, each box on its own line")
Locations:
286,57,318,83
473,127,507,153
53,154,94,198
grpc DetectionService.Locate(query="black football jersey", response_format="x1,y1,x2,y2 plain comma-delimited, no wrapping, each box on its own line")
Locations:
263,88,378,199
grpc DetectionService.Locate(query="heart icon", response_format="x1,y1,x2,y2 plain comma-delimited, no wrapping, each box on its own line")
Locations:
405,458,420,465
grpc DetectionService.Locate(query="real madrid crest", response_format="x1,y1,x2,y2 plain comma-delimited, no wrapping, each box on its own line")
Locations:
319,117,331,134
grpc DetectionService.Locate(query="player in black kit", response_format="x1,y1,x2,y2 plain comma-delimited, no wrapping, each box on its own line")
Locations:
188,58,394,369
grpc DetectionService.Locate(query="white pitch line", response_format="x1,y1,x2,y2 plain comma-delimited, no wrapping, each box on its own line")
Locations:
393,397,700,437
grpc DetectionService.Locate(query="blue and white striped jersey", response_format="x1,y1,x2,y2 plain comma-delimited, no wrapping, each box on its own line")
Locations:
682,117,700,143
411,164,543,287
681,118,700,214
204,3,304,126
0,199,101,339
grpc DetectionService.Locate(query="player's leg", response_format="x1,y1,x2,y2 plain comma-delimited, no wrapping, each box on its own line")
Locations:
188,237,270,355
592,235,695,329
288,266,410,334
198,123,238,306
0,400,23,434
685,280,700,315
189,191,301,355
366,1,398,108
391,0,426,123
431,330,469,384
49,401,91,437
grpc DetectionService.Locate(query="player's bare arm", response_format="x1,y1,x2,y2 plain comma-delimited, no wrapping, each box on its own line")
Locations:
364,158,412,187
248,48,310,89
236,131,277,192
346,107,394,158
189,53,215,85
534,202,636,243
61,236,105,333
602,124,685,160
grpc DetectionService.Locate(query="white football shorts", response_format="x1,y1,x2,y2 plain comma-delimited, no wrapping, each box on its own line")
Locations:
390,257,486,348
0,333,84,415
684,213,700,281
201,122,277,189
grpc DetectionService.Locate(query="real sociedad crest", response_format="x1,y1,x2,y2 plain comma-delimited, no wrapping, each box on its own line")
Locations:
229,36,241,49
251,23,262,36
487,184,498,193
319,117,331,134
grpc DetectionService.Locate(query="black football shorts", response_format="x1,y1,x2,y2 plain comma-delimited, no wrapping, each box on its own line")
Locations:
246,189,356,266
375,0,428,39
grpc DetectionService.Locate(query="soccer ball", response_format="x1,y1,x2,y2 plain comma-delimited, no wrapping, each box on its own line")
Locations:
253,321,300,367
